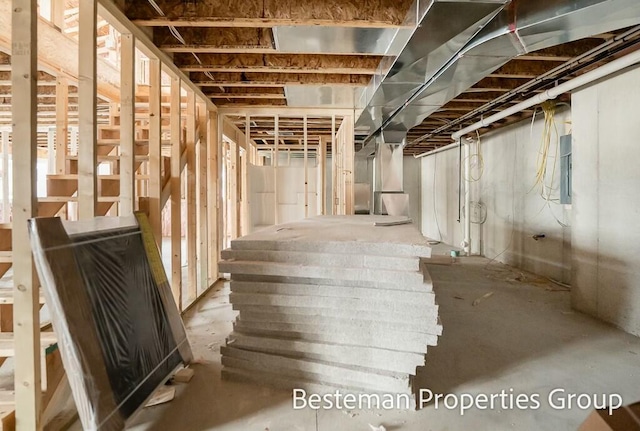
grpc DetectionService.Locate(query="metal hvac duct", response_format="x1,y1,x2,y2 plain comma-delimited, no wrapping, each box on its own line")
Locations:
356,0,640,155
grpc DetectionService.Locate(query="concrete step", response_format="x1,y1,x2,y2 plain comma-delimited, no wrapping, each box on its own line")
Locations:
233,322,440,352
219,260,427,290
229,280,434,304
221,346,412,394
227,332,426,375
232,304,438,326
229,292,437,315
221,249,419,272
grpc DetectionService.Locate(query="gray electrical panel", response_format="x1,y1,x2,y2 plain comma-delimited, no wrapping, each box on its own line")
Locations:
560,134,572,205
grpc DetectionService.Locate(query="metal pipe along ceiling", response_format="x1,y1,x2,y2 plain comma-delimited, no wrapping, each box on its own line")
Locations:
356,0,640,155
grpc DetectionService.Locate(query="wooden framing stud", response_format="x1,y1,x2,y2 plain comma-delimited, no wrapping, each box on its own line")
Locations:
119,32,136,215
170,75,182,310
12,0,42,428
185,90,197,303
77,0,98,219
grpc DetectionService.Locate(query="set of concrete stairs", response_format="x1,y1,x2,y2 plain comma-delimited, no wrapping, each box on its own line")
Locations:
218,216,441,398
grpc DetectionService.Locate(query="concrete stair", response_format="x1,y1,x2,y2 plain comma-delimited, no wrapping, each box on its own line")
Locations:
219,216,442,398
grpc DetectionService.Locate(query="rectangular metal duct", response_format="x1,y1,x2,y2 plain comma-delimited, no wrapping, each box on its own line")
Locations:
372,131,408,215
356,0,640,155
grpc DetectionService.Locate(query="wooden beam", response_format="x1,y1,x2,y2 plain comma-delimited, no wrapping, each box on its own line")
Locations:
206,111,219,283
185,90,197,303
1,132,8,222
160,45,384,56
0,2,120,101
208,93,286,100
55,77,68,174
318,136,327,215
228,140,238,239
51,0,66,29
126,0,412,26
330,114,336,215
133,17,407,28
96,0,218,112
189,72,371,87
182,65,376,75
148,58,162,249
196,101,209,295
77,0,98,219
344,115,355,215
243,114,251,234
12,0,41,429
119,32,136,215
170,76,182,310
219,107,356,117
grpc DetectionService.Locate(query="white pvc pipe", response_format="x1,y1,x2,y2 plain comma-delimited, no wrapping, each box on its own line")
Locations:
463,142,471,255
452,48,640,141
414,141,459,158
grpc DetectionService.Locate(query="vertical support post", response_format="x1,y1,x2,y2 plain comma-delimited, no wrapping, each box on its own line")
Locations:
244,115,251,233
1,132,8,223
170,76,182,310
78,0,97,219
51,0,65,30
344,114,355,215
216,114,224,259
55,77,68,175
318,136,326,215
47,129,55,174
12,0,41,428
330,115,336,215
207,111,219,283
197,102,208,295
119,32,136,215
148,58,162,249
303,115,308,218
229,141,238,240
273,115,279,225
185,90,197,303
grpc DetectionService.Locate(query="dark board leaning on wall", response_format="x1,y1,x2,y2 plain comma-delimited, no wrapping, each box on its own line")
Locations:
29,215,192,431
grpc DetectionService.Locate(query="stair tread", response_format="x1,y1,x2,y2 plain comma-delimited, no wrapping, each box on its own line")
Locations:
48,174,150,180
39,196,120,203
0,332,57,357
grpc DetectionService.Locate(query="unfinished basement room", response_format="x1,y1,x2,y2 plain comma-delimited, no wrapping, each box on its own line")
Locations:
2,0,640,430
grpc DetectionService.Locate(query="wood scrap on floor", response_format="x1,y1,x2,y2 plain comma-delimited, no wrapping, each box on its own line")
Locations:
472,291,495,306
145,386,176,408
172,367,195,383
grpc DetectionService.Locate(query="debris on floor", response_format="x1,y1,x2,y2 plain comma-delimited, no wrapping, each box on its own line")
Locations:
472,291,495,306
145,386,175,407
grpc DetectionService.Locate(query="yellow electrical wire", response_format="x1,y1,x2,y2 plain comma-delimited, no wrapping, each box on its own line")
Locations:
463,130,484,182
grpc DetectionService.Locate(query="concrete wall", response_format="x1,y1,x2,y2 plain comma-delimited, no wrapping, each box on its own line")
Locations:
572,66,640,336
420,109,572,283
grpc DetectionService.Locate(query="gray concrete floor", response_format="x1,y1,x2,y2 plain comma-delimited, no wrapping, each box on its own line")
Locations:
84,253,640,431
